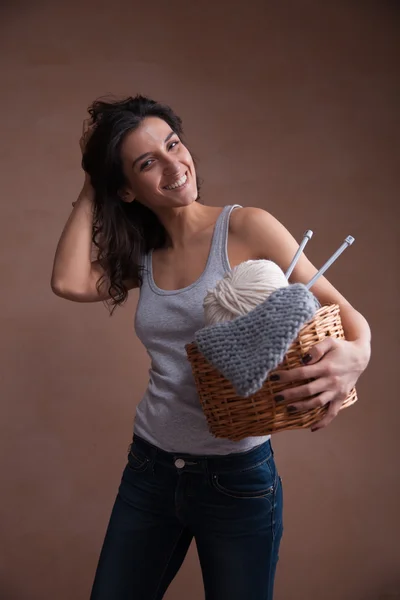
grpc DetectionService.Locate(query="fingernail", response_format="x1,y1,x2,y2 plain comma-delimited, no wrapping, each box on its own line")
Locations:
287,406,298,413
302,353,312,364
274,395,285,403
270,374,280,381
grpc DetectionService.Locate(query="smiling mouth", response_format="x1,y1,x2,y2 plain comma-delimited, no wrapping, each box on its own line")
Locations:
163,172,188,190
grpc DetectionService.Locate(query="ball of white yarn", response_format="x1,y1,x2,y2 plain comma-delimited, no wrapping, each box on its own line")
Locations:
203,260,288,326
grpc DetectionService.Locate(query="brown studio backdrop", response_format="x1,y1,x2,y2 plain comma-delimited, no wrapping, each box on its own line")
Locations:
0,1,399,599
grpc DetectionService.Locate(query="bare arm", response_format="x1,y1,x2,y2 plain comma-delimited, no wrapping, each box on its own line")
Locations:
232,206,371,366
232,206,371,432
51,180,128,302
51,119,137,302
51,181,138,302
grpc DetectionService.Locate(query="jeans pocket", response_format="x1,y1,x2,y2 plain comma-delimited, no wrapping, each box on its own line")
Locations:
210,457,276,500
127,447,150,473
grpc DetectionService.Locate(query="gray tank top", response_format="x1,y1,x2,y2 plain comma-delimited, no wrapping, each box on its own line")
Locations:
133,204,270,455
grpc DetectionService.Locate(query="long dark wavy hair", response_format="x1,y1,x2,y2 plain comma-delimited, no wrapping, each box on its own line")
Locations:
81,95,202,314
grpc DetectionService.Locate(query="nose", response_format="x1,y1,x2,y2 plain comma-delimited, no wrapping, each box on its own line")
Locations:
162,155,181,176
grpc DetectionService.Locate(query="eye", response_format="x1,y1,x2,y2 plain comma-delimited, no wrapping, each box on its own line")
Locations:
140,159,154,171
168,140,180,150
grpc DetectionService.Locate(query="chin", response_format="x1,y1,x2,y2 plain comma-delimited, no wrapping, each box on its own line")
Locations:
172,194,196,207
168,186,198,207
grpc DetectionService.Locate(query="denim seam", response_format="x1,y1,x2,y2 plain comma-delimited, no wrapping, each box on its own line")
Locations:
269,467,281,542
152,527,186,600
264,475,283,600
210,455,275,500
271,475,277,542
127,450,150,473
211,475,274,500
211,452,272,476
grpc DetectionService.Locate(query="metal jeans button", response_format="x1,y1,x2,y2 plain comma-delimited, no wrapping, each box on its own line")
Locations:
174,458,185,469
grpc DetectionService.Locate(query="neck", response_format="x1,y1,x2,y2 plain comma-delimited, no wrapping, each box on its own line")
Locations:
153,202,220,250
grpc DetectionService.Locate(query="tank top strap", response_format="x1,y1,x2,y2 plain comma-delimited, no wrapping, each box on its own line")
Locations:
140,204,243,288
207,204,243,273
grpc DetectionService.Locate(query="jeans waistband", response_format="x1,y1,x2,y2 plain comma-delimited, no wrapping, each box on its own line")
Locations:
131,435,273,474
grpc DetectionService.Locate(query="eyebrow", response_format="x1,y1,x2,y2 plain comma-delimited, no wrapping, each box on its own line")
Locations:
132,131,176,169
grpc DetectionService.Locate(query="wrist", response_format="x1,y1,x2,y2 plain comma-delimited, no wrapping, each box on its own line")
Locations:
81,172,93,194
80,179,94,201
72,185,94,214
83,171,91,186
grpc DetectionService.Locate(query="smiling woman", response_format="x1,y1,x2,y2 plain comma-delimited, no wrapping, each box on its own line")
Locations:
121,117,196,202
50,94,370,600
51,96,203,309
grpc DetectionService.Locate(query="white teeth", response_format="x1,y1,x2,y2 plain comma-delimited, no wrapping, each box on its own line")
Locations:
165,173,187,190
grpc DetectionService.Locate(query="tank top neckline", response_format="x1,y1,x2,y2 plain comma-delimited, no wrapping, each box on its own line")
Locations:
146,205,232,297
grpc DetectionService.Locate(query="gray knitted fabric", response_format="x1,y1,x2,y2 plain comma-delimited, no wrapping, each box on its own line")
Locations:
195,283,320,397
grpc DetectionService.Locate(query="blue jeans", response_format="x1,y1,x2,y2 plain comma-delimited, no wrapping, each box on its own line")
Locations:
90,436,283,600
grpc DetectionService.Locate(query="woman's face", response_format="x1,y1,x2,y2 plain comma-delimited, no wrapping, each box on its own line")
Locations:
119,116,198,209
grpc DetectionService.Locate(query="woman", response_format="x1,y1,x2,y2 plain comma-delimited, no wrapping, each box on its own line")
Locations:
51,95,371,600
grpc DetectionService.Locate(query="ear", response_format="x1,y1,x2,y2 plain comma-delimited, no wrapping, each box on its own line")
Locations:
119,188,135,203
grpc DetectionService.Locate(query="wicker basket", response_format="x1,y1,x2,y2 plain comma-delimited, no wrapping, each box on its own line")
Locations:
185,303,357,441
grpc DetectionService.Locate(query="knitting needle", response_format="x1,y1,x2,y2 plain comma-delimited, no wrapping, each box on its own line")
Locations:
305,235,355,289
285,230,313,279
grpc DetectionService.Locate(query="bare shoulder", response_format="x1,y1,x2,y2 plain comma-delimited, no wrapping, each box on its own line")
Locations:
229,206,291,260
229,206,352,308
229,206,277,231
